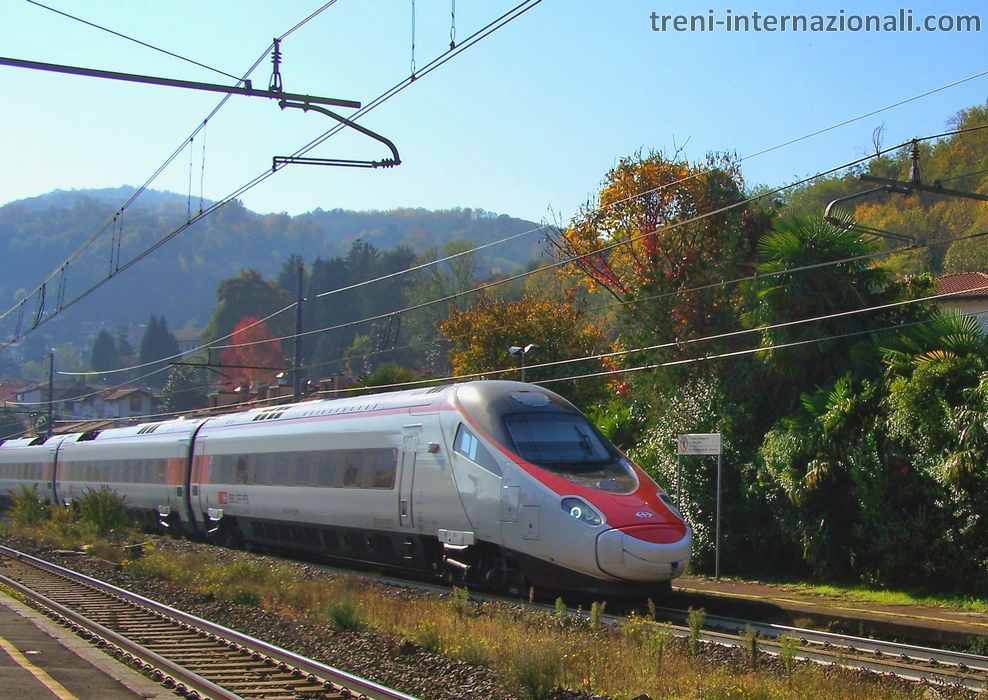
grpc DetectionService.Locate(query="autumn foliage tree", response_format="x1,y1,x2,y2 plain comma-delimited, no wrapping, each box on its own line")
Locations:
552,150,761,372
219,316,285,390
439,288,611,409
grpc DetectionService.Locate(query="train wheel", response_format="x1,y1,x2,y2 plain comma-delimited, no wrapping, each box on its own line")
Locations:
476,554,509,592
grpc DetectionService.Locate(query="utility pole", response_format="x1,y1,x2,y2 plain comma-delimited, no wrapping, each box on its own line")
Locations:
46,352,54,439
293,264,304,402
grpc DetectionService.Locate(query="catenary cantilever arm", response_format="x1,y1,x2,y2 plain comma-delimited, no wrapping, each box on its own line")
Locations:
273,99,401,170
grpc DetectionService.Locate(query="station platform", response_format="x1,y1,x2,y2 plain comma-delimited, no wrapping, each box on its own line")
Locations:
0,590,168,700
673,575,988,648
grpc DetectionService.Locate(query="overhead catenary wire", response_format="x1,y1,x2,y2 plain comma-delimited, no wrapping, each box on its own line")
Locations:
0,0,544,347
54,120,988,393
2,0,345,333
24,0,243,82
208,125,988,353
9,6,987,374
2,3,978,344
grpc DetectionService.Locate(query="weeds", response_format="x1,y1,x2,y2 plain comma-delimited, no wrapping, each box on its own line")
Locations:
7,529,944,700
554,597,566,619
742,625,759,670
687,606,705,656
449,586,470,619
779,632,801,676
326,597,364,632
414,621,441,652
8,485,47,526
511,640,562,700
78,486,128,538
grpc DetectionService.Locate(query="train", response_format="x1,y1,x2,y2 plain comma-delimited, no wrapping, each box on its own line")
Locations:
0,380,691,595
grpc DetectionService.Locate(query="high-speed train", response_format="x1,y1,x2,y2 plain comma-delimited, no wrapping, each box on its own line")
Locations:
0,381,691,594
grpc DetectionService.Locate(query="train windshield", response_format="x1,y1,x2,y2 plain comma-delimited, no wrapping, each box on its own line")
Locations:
502,412,638,493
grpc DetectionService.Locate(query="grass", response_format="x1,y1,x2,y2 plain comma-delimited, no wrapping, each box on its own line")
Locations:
686,573,988,615
6,485,133,551
117,544,947,700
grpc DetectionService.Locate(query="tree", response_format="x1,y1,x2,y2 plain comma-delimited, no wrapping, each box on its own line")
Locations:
90,329,119,372
439,288,611,409
552,150,758,370
741,215,935,411
138,316,181,389
203,269,293,349
160,361,211,414
218,316,285,390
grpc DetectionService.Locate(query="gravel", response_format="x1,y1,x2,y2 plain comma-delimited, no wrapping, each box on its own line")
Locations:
0,533,975,700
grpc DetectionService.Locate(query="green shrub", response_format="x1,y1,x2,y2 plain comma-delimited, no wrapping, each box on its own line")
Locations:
8,485,48,526
450,586,470,618
779,632,800,676
687,606,706,656
511,641,563,700
78,486,128,538
414,621,441,652
326,597,364,632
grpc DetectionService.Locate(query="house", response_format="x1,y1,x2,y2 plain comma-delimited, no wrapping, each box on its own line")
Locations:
14,380,99,420
173,328,204,356
101,388,156,420
0,375,30,404
935,272,988,318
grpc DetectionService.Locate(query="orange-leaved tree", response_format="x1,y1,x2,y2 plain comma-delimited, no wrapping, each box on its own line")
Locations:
439,288,611,410
550,150,761,372
219,316,285,390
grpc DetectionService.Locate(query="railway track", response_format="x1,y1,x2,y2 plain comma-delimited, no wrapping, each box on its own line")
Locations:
0,545,420,700
312,560,988,693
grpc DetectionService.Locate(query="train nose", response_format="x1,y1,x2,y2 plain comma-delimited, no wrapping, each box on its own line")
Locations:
596,525,692,581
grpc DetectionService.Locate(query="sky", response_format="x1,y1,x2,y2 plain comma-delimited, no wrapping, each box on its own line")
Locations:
1,0,986,226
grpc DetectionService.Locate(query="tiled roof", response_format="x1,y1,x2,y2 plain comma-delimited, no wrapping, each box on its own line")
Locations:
936,272,988,298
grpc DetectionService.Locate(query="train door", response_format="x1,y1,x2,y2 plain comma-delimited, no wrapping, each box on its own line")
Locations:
46,440,60,504
399,435,417,528
188,438,208,534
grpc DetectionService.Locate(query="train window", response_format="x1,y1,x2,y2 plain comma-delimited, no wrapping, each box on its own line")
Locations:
273,453,294,486
156,459,168,484
343,451,363,487
371,449,397,489
316,453,338,487
502,413,638,493
253,454,270,485
453,424,503,476
235,457,249,485
296,452,313,487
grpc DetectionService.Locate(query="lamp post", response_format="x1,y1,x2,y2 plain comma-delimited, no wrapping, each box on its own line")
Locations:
508,343,539,383
46,352,54,439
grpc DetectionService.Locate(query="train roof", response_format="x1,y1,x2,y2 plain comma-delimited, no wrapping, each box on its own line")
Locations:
201,383,458,428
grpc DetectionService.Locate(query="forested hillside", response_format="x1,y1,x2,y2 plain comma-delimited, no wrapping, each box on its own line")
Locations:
0,188,543,339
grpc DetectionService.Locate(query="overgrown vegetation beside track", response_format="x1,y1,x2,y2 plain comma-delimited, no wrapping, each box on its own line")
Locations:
2,490,984,698
116,543,967,700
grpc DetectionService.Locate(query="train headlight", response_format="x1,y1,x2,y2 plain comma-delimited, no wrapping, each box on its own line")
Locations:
561,497,602,526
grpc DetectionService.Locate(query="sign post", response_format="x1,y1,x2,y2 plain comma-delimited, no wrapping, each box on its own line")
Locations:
677,433,723,580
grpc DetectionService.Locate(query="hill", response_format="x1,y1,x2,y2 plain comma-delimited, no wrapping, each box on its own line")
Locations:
0,189,545,345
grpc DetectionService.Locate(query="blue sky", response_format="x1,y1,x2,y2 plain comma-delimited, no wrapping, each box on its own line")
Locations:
1,0,986,224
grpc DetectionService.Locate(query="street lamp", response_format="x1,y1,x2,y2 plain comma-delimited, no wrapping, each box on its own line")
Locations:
508,343,539,383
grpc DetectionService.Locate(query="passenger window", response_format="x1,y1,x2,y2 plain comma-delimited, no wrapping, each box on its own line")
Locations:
273,452,293,486
343,451,363,487
253,454,270,485
296,452,313,486
372,449,397,488
453,424,503,476
235,457,249,485
316,453,338,487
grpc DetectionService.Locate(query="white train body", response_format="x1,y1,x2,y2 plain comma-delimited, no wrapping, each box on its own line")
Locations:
0,381,691,593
